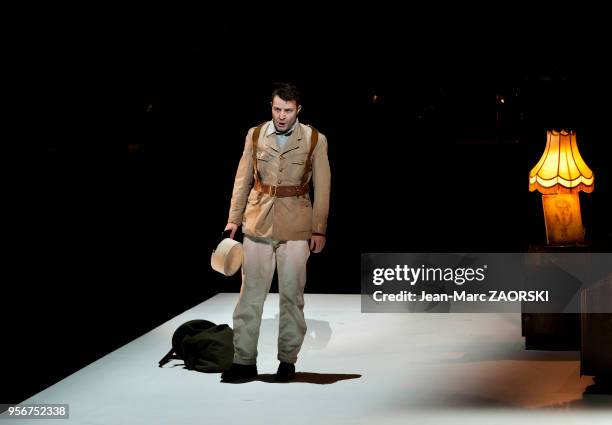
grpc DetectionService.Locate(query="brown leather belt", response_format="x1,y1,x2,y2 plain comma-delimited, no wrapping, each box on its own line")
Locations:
254,181,309,197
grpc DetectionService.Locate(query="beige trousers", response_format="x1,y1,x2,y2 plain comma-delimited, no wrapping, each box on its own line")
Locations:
232,235,310,365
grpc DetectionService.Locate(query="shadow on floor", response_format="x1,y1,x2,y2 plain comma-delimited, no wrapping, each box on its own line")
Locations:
221,372,362,385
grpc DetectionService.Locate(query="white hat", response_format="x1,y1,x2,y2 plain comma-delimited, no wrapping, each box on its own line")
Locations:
211,238,243,276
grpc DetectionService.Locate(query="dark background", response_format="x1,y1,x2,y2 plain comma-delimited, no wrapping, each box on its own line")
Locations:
3,29,611,404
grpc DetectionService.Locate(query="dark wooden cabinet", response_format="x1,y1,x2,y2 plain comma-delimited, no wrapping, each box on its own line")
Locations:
581,276,612,376
520,244,612,379
521,245,587,350
522,313,581,350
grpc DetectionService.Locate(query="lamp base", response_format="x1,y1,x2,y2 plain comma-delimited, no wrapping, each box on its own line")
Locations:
542,193,585,245
527,242,592,252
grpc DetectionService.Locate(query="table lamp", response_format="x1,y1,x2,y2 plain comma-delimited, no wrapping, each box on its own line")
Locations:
528,129,594,245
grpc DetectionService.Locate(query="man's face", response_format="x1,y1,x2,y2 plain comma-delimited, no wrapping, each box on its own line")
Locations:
271,96,301,133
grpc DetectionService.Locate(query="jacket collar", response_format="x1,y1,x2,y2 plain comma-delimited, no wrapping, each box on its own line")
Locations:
263,120,303,154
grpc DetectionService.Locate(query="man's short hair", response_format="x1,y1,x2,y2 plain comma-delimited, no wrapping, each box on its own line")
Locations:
271,83,301,107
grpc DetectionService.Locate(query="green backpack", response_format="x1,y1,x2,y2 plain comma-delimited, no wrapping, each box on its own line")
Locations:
158,320,234,373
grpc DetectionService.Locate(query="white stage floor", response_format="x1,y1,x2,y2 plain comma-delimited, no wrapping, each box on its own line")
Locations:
8,293,612,424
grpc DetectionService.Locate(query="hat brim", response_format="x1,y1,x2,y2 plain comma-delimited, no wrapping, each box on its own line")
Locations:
211,238,243,276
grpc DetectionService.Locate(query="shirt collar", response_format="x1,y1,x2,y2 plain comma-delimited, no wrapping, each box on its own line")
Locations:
266,119,299,137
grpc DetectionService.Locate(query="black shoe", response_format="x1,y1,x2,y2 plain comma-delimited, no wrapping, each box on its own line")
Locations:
275,362,296,382
221,363,258,382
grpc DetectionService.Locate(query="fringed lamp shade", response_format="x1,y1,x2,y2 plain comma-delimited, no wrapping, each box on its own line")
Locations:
528,130,594,245
529,130,594,194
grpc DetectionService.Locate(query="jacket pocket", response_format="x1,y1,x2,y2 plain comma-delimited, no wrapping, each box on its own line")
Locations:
293,196,313,231
256,151,272,162
256,150,274,175
300,195,312,208
289,151,309,165
286,152,309,181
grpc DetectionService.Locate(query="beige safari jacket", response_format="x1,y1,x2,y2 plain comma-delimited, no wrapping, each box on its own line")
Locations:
228,120,330,241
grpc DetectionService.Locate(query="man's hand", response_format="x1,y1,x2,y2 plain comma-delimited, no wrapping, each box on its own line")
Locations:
309,235,326,253
224,223,239,239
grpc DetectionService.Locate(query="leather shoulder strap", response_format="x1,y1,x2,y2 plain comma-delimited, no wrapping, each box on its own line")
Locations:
301,125,319,186
251,122,266,184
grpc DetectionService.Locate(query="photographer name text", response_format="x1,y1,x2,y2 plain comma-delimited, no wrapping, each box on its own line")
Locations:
372,290,549,303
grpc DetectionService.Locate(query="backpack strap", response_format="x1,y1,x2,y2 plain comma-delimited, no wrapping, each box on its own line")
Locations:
301,125,319,186
158,348,180,368
251,122,266,185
